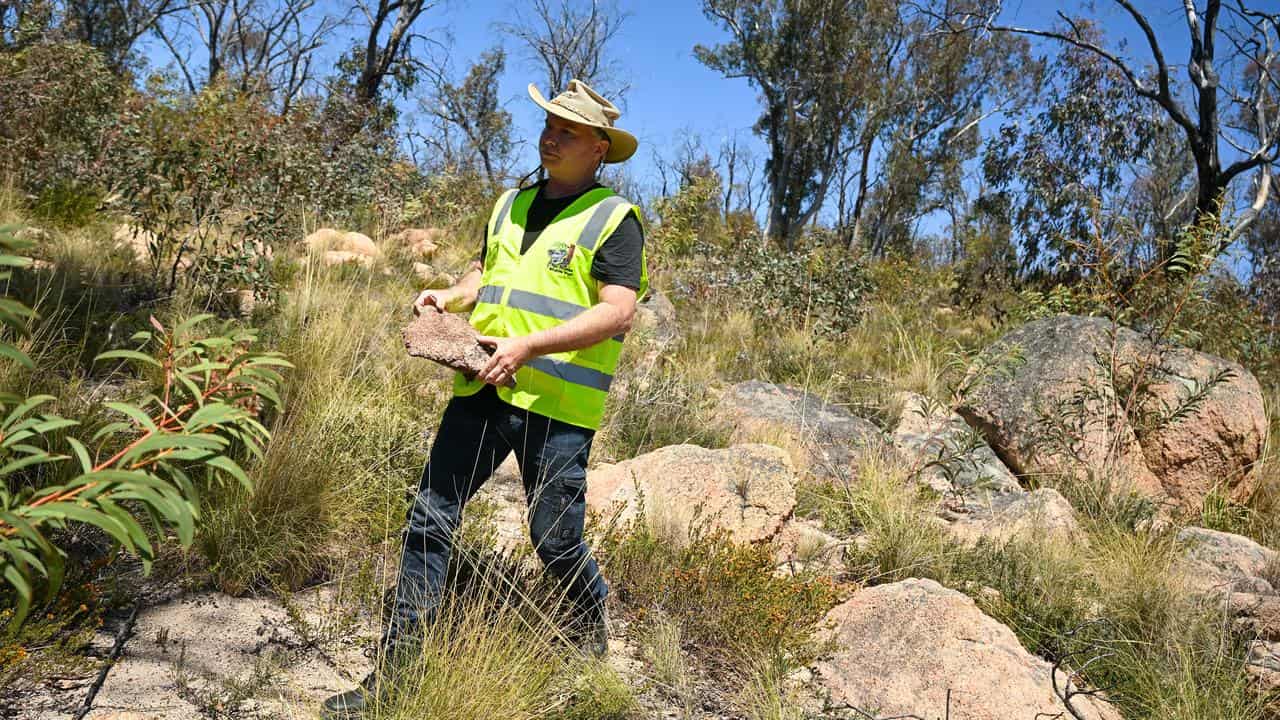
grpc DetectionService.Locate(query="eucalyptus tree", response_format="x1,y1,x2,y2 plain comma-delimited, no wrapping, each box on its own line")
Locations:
946,0,1280,264
422,46,514,187
499,0,628,99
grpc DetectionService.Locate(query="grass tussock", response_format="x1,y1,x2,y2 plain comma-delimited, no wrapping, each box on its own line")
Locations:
362,543,631,720
595,491,839,674
198,261,435,593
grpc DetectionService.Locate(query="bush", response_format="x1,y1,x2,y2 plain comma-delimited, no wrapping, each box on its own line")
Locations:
0,225,289,627
0,42,121,194
681,240,874,337
594,494,838,671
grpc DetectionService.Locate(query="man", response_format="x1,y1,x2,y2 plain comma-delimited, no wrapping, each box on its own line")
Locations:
322,79,646,717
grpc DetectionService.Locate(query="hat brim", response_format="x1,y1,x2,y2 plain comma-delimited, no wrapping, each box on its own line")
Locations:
528,83,637,164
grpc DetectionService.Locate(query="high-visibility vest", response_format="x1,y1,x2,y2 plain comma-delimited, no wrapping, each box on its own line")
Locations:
453,184,649,430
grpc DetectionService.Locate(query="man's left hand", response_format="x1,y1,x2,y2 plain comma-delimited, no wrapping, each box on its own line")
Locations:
476,335,535,387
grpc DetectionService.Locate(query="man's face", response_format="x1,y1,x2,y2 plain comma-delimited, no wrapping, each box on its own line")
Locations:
539,112,609,179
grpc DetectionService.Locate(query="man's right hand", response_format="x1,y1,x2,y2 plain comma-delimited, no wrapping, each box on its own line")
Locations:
413,289,454,316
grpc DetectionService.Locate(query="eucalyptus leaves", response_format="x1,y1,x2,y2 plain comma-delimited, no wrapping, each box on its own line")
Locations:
0,226,290,628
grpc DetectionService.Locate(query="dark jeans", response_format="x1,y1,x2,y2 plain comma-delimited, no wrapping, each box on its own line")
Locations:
382,384,607,652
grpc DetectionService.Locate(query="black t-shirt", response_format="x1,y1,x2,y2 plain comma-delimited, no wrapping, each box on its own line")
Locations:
478,181,645,290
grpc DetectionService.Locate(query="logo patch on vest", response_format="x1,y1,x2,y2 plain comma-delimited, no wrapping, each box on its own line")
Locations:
546,242,576,276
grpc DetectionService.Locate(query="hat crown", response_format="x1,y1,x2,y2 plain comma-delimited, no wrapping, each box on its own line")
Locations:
549,79,620,127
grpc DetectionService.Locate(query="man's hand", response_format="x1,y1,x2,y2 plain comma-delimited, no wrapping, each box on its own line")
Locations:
413,288,455,316
476,335,534,387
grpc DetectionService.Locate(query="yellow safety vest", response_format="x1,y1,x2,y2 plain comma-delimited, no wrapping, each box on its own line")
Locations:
453,184,649,430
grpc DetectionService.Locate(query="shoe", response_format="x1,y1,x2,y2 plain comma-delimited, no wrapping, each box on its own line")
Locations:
573,604,610,659
320,669,390,719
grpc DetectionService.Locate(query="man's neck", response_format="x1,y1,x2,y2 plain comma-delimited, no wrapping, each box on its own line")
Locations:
543,173,597,199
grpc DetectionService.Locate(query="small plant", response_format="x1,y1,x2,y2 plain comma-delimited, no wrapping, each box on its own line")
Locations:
0,225,289,628
555,658,637,720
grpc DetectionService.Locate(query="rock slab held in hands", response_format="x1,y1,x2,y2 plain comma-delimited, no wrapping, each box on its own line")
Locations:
402,310,492,377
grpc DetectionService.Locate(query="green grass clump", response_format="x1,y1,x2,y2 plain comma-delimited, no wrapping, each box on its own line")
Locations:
595,496,838,671
198,264,433,593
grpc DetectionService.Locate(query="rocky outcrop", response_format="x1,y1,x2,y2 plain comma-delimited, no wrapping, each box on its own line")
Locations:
82,589,375,720
321,250,374,268
893,391,1023,506
773,517,844,577
387,227,443,258
586,443,797,544
958,315,1265,512
1175,526,1280,691
716,381,884,480
1177,526,1277,595
631,290,679,351
943,488,1082,547
813,578,1120,720
303,228,381,258
890,391,1079,546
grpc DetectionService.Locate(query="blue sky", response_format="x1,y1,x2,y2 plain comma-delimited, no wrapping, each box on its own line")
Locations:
135,1,1242,231
431,0,764,195
424,0,1198,200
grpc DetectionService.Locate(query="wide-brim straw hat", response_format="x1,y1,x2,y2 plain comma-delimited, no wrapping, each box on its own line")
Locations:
528,79,638,164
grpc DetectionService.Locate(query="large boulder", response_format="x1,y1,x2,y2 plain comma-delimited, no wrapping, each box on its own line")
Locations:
1177,526,1277,595
958,315,1265,512
716,381,884,480
303,228,381,258
586,443,796,544
813,578,1120,720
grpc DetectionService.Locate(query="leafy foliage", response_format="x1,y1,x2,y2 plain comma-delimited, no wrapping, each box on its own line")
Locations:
684,238,873,336
0,226,289,628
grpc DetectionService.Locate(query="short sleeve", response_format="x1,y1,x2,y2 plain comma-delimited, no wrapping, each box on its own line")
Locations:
589,212,644,291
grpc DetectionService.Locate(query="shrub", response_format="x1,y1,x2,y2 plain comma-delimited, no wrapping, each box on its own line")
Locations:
681,240,874,337
0,225,288,627
650,174,723,261
0,43,120,194
594,494,838,671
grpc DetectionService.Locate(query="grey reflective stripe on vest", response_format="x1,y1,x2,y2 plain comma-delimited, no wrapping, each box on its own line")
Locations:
525,356,614,391
507,288,586,321
476,284,504,305
577,196,629,251
480,286,624,344
491,190,519,237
